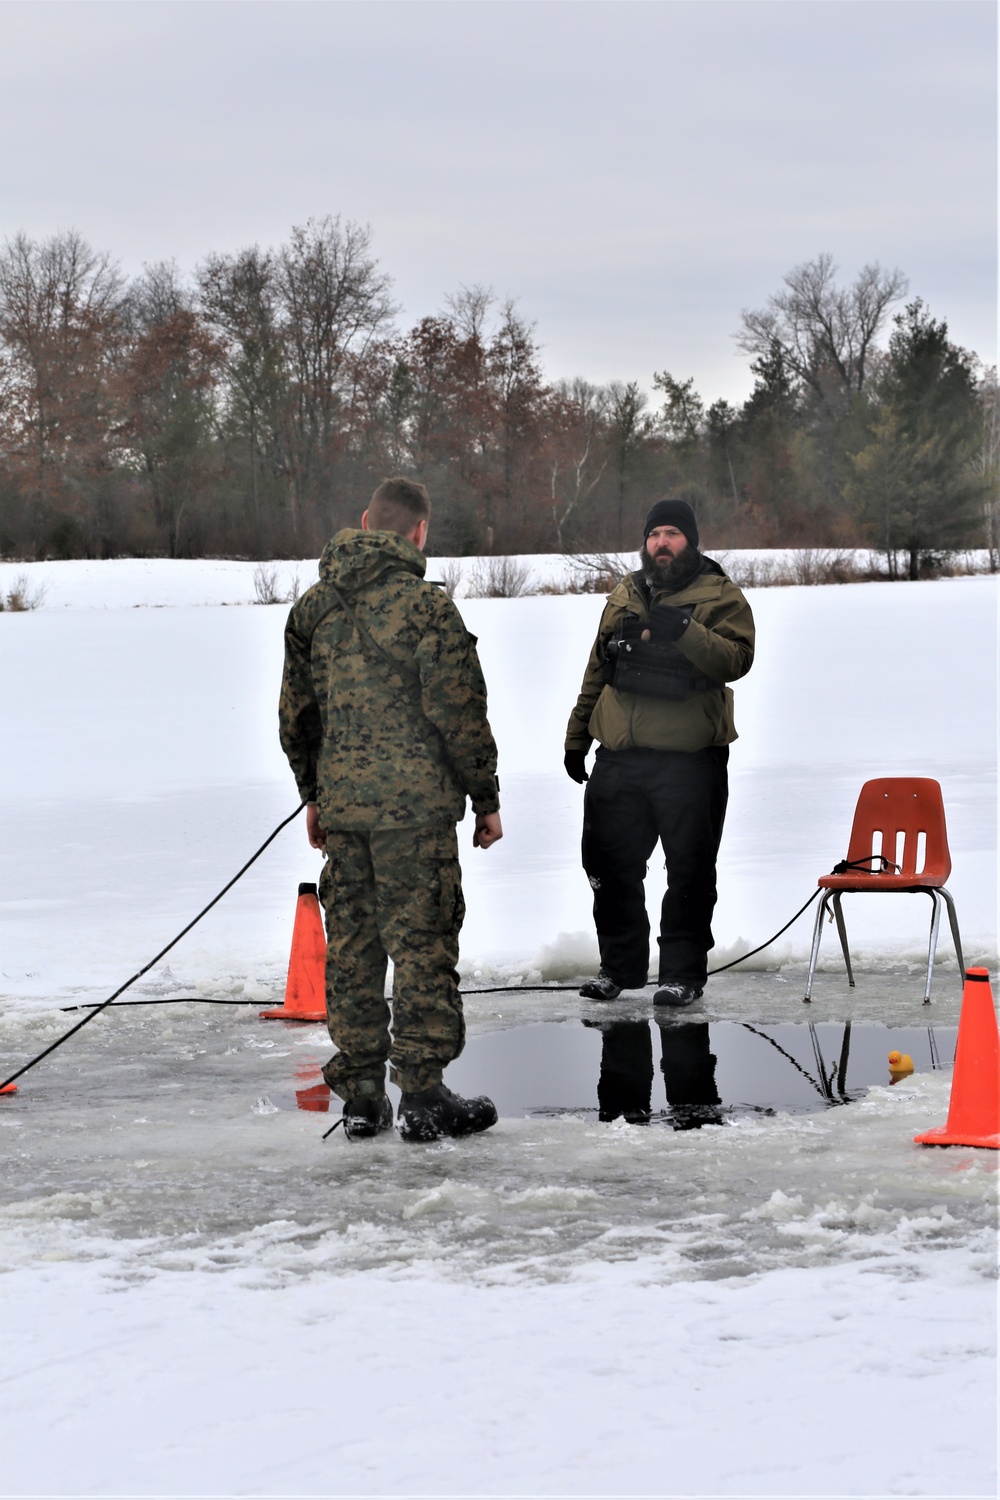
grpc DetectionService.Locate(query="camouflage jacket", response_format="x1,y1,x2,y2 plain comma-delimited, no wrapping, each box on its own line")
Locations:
279,528,500,830
565,554,755,754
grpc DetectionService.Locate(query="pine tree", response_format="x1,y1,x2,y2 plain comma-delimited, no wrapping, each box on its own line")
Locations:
847,301,986,578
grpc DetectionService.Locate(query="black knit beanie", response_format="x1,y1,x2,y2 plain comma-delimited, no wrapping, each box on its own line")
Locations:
643,498,699,549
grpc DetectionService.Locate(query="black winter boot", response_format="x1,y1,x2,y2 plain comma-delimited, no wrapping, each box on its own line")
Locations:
342,1093,394,1141
579,971,623,1000
397,1083,498,1142
653,982,703,1007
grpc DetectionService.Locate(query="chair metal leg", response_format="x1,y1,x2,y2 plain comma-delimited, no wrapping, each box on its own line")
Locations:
923,890,944,1005
832,893,855,987
803,891,830,1002
939,886,964,976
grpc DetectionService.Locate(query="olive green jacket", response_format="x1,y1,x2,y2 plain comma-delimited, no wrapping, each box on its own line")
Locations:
565,556,755,754
280,529,500,829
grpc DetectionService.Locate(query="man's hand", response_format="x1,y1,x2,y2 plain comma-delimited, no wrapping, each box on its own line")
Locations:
642,604,689,643
473,812,503,849
564,750,589,784
305,802,327,850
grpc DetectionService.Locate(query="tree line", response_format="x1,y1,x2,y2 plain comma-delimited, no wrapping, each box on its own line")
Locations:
0,222,995,573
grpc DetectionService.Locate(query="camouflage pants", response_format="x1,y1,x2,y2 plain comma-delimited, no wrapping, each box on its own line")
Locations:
318,825,466,1099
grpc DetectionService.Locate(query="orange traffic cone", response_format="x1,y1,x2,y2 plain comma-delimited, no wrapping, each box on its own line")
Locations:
914,968,1000,1149
260,883,328,1022
0,1083,16,1096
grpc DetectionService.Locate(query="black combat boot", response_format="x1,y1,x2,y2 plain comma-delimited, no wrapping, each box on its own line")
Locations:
397,1083,498,1142
341,1093,394,1141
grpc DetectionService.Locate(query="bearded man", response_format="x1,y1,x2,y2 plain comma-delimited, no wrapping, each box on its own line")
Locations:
564,498,755,1006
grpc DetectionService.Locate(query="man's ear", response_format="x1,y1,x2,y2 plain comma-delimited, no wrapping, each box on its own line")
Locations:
411,518,429,552
360,509,370,531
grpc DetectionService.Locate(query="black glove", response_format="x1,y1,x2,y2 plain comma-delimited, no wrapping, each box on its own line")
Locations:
644,604,690,643
564,750,590,784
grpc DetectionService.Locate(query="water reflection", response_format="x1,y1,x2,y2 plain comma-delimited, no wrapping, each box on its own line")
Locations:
287,1020,957,1125
588,1020,723,1129
294,1063,332,1113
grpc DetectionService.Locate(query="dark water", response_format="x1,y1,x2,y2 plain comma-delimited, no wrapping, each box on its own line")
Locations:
287,1020,957,1129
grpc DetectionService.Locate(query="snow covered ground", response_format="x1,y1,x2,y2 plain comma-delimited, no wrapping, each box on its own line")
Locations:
0,557,997,1496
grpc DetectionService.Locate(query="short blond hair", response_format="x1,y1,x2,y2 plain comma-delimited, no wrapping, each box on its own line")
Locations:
367,477,431,534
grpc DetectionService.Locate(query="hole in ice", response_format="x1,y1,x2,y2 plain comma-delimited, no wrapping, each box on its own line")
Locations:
285,1021,957,1129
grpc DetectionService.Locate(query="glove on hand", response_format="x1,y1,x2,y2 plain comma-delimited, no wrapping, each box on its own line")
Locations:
564,750,590,784
642,604,690,643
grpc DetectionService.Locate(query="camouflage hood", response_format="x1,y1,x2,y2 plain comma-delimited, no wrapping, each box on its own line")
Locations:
318,528,426,598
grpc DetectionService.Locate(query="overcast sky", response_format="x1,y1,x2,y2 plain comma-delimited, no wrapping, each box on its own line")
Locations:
1,0,995,404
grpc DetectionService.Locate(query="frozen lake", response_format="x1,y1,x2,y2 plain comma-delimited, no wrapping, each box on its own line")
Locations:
0,559,996,1496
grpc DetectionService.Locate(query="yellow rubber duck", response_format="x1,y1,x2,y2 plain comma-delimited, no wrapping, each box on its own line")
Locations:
888,1049,914,1084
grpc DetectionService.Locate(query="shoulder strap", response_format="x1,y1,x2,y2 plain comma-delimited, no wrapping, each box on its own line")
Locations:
630,569,652,608
307,581,421,688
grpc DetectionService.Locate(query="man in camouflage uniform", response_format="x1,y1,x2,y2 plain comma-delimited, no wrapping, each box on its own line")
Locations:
279,477,502,1141
565,497,754,1007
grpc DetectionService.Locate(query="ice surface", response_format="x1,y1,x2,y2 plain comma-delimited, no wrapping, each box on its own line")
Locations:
0,561,996,1495
2,1002,991,1276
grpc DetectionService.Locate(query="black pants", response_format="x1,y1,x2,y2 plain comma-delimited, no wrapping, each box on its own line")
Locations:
582,745,729,987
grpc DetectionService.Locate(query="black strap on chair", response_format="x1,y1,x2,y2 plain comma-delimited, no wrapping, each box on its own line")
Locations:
830,854,902,875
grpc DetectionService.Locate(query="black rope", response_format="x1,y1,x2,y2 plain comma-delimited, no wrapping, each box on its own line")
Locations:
62,884,823,1011
708,889,822,975
60,997,279,1012
462,888,823,994
12,873,825,1088
0,803,307,1093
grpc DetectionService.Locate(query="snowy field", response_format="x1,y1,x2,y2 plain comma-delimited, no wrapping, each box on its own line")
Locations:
0,556,997,1497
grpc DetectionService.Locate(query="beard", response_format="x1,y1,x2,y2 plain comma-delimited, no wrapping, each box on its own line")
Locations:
641,541,699,591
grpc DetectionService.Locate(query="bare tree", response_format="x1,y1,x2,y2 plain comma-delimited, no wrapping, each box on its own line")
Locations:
276,216,397,539
486,298,545,541
737,254,907,399
198,246,286,552
444,282,495,342
0,230,125,553
547,379,609,550
974,364,1000,570
607,380,651,546
124,260,190,330
119,262,221,556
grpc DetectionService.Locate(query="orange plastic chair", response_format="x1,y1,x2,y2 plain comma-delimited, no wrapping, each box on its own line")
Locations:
804,778,964,1005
